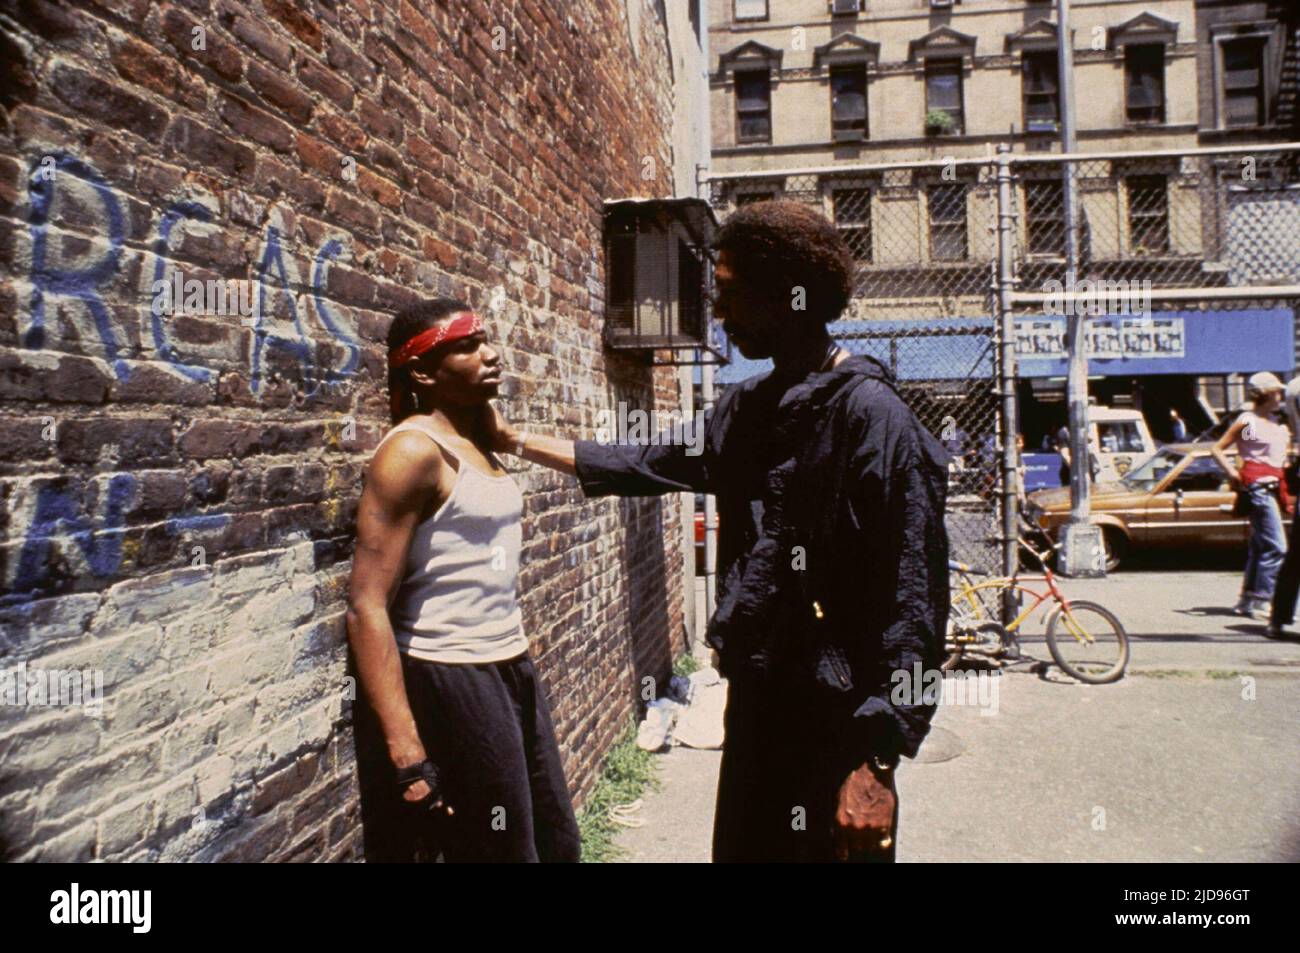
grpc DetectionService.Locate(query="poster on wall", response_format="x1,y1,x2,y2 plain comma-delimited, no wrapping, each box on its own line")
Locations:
1014,317,1185,360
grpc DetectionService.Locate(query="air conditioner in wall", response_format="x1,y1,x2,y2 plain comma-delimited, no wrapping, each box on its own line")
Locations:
930,0,955,9
829,0,860,15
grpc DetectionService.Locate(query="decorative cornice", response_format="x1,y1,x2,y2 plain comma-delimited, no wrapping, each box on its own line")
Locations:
813,33,881,69
1006,19,1070,53
1108,12,1180,49
717,39,784,77
908,25,977,63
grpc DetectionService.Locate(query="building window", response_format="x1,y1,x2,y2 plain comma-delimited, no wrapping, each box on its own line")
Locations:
734,0,768,21
830,64,868,141
1127,174,1169,254
1221,38,1266,128
1025,179,1065,256
734,190,776,207
925,59,965,135
1023,51,1060,132
832,188,872,263
735,70,772,144
1125,44,1166,123
929,184,968,261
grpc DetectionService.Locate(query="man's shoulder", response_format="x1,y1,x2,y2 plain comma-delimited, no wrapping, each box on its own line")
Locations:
838,373,950,468
369,425,448,493
839,371,909,422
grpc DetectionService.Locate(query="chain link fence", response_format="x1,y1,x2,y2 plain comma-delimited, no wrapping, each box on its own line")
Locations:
708,142,1300,575
1006,145,1300,446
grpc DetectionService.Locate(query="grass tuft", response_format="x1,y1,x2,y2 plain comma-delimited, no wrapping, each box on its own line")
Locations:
577,719,661,863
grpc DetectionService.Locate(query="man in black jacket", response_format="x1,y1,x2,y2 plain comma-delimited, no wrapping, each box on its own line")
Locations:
488,200,950,862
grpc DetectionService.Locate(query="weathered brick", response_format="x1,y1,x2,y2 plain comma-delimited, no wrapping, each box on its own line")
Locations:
220,4,293,70
165,115,256,178
0,417,56,464
160,8,244,82
299,57,355,111
246,59,314,125
264,0,323,50
96,795,153,858
220,92,294,153
57,417,174,466
356,167,401,210
252,750,319,814
110,34,178,98
3,0,689,866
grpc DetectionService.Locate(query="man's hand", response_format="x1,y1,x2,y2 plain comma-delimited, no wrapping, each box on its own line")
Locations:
479,401,518,455
832,761,896,861
393,748,454,816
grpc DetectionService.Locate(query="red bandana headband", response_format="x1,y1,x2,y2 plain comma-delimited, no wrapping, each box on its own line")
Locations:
388,311,484,368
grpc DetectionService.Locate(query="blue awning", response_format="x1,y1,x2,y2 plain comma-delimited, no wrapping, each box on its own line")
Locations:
714,309,1295,385
717,316,994,385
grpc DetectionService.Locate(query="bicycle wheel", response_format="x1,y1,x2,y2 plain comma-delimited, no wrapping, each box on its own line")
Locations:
1045,600,1129,684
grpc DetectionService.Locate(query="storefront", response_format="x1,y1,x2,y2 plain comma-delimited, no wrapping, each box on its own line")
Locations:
1015,307,1295,453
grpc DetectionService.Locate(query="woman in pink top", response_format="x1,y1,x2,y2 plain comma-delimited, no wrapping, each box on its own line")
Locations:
1212,372,1290,620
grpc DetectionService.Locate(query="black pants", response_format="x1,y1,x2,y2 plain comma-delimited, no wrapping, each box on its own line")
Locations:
1271,512,1300,626
712,674,900,863
354,652,580,863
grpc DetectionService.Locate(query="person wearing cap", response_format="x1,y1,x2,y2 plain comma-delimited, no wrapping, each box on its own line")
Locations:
1212,371,1291,621
1266,376,1300,639
346,297,580,862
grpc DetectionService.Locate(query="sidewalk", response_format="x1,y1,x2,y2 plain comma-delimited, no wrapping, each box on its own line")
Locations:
613,569,1300,862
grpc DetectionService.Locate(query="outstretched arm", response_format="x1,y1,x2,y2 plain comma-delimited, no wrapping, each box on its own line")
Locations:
484,401,714,496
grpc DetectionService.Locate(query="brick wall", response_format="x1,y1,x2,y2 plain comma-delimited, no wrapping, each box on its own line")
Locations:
0,0,689,861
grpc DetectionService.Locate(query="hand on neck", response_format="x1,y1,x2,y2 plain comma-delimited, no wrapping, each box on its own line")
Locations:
426,402,487,443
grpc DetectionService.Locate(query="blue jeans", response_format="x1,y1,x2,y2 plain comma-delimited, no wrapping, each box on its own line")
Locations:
1242,482,1287,601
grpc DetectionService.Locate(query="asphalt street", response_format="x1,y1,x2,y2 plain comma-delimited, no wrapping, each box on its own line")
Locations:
613,566,1300,863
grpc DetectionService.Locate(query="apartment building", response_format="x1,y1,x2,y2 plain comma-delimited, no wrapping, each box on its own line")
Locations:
707,0,1300,468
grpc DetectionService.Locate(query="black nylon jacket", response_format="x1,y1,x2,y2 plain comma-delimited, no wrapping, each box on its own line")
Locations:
573,354,951,763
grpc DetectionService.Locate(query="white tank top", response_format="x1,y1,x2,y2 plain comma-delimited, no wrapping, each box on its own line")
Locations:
376,419,529,664
1236,411,1290,469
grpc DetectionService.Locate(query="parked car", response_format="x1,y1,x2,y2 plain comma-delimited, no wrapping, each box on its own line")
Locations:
1090,407,1156,483
1024,442,1248,571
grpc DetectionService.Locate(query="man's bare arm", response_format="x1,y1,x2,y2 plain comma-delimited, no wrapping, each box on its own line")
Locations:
345,433,449,807
515,432,577,475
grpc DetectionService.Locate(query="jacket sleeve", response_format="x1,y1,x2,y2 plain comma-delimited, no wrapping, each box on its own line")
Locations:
844,397,951,764
573,409,716,497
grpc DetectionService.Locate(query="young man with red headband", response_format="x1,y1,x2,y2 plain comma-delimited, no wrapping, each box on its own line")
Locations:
346,297,580,863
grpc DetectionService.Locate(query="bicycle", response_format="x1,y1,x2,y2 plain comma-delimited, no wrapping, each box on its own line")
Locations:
946,533,1130,684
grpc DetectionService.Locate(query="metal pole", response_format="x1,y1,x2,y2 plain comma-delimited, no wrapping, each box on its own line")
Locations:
995,145,1021,617
1056,0,1103,576
701,360,717,628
